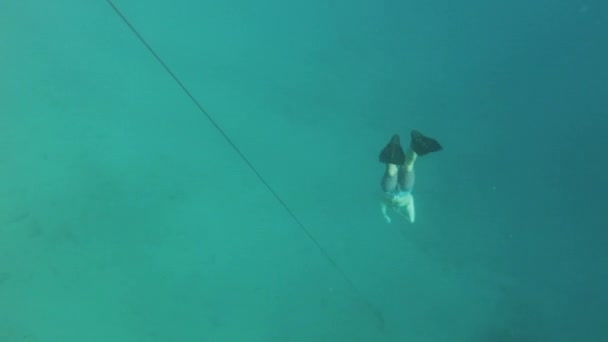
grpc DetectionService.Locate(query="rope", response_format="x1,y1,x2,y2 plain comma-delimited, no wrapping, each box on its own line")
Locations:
104,0,382,327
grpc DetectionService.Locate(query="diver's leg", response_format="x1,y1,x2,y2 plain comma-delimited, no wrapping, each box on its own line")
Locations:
404,148,417,171
380,163,399,223
380,163,399,192
395,149,417,223
398,148,417,190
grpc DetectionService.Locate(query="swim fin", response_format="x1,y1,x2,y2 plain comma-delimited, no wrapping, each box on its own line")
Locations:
410,130,442,156
379,134,406,164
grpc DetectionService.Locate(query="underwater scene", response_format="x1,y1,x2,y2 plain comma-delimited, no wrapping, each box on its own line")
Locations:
1,0,606,341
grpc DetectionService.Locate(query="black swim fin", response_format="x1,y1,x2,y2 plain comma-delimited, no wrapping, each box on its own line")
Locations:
410,130,442,156
379,134,406,164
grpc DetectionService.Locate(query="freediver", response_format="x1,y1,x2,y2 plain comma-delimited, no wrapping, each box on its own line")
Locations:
378,130,442,223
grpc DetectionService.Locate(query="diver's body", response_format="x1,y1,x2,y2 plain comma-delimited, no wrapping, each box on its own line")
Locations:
379,130,442,223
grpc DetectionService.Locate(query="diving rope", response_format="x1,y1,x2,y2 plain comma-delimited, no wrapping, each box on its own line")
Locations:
104,0,382,327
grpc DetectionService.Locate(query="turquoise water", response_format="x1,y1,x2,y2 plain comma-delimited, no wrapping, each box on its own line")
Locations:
1,0,606,341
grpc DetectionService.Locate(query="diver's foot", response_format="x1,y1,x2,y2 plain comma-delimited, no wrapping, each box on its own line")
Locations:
379,134,406,165
410,130,442,156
